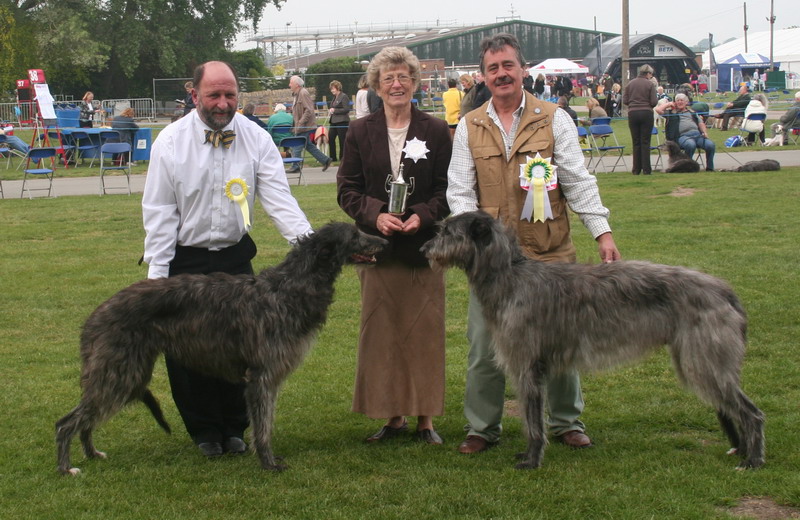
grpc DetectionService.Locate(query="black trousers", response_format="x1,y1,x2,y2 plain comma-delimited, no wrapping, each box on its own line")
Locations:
164,234,256,444
328,122,348,162
628,110,654,174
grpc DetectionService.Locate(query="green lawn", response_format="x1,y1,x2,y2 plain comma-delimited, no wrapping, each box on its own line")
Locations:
1,171,799,519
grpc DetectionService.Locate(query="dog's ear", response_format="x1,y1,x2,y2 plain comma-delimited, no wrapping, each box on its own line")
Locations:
468,216,494,247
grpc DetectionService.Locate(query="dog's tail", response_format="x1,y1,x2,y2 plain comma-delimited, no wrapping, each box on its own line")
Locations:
141,390,171,434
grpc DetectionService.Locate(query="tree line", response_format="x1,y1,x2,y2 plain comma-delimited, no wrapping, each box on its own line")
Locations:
0,0,280,101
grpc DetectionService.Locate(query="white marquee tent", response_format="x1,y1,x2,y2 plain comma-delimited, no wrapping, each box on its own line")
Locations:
529,58,589,76
704,27,800,76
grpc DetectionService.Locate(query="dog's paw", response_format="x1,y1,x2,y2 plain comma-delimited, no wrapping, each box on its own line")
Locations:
514,460,542,470
59,467,81,476
726,447,738,456
262,463,288,472
89,450,107,459
737,457,765,470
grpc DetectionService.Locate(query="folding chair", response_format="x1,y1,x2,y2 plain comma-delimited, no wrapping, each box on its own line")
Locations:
784,112,800,145
650,127,663,171
48,130,75,166
269,124,293,148
576,126,594,172
738,113,767,146
71,130,100,167
590,116,611,126
21,147,57,198
588,124,626,173
0,134,27,169
99,142,132,195
278,135,307,186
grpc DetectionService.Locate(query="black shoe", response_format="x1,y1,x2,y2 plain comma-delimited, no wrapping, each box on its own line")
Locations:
322,159,332,172
416,429,444,445
198,442,223,457
365,421,408,443
223,437,248,454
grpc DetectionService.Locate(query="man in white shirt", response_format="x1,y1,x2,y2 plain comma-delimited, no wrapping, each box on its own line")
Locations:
142,61,313,458
447,33,621,455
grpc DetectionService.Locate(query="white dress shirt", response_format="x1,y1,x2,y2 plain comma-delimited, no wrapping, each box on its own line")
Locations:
447,95,612,239
143,110,313,279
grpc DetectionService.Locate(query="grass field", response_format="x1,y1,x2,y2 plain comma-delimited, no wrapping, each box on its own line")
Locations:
1,169,799,519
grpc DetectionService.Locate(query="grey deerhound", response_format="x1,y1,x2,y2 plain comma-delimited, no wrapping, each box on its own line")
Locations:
56,222,386,475
421,211,764,470
660,141,700,173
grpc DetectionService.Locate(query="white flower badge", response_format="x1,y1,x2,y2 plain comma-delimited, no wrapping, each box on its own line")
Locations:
402,137,430,163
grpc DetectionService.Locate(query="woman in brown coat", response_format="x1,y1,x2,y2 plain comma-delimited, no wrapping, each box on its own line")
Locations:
337,46,451,444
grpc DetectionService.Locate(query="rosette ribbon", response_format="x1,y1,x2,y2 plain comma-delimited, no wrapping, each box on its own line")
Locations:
519,153,555,222
225,178,251,228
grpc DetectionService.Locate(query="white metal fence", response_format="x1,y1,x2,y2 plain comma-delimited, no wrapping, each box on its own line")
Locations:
100,98,156,122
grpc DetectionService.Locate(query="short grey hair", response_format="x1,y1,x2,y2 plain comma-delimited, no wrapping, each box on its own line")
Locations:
674,93,690,102
290,75,304,88
366,46,420,91
638,64,654,77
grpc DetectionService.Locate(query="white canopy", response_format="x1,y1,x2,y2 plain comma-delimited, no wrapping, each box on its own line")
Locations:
529,58,589,76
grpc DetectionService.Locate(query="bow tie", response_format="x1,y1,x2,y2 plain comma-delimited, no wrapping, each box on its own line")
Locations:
204,129,236,149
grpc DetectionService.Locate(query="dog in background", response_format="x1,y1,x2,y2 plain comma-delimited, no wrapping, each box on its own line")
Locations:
736,159,781,172
763,124,785,147
55,223,387,475
422,211,765,470
660,140,700,173
654,98,669,127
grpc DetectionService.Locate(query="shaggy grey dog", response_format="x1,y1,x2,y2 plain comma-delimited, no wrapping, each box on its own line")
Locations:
421,211,765,470
660,140,700,173
735,159,781,172
56,223,387,475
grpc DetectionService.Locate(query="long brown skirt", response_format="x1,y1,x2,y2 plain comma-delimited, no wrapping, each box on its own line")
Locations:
352,261,445,419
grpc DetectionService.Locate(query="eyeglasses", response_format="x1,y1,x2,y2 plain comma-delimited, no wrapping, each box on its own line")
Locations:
380,75,413,86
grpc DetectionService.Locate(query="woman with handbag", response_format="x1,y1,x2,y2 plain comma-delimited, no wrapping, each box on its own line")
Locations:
328,80,351,163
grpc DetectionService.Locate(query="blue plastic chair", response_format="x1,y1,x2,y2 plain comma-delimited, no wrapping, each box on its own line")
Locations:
738,113,767,146
576,126,594,171
588,124,626,173
71,130,100,167
21,147,57,198
99,142,132,195
650,127,663,171
278,135,307,185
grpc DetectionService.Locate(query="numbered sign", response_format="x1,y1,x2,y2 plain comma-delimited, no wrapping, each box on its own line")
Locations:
28,69,47,83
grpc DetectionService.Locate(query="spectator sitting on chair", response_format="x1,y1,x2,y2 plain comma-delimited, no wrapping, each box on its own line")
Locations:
656,92,715,171
111,107,139,164
0,127,30,155
718,84,751,131
741,93,768,144
266,103,294,150
242,103,268,130
557,96,578,126
771,91,800,145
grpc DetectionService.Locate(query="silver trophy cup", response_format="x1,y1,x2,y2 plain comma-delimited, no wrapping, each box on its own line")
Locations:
385,166,415,215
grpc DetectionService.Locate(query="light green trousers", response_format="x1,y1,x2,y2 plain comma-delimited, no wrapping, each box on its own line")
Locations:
464,291,585,442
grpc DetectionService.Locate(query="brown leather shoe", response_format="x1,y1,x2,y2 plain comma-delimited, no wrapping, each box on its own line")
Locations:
557,430,592,448
458,435,495,454
365,421,408,443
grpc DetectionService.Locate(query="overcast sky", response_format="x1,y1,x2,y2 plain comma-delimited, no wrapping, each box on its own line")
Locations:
235,0,797,53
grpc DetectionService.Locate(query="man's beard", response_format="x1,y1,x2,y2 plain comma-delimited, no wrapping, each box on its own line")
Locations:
199,104,235,131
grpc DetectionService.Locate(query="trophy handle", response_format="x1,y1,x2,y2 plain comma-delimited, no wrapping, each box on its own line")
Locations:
407,177,415,195
384,174,394,193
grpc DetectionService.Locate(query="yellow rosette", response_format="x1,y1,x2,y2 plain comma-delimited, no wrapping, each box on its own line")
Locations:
225,178,251,228
519,153,555,222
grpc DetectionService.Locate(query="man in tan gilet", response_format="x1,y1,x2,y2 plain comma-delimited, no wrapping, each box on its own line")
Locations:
447,33,621,455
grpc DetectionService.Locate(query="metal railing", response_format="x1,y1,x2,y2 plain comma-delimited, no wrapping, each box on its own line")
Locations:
100,98,156,122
